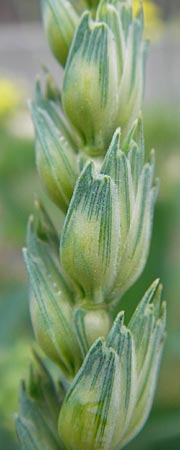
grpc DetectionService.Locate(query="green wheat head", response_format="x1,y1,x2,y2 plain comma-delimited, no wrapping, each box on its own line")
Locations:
15,1,166,449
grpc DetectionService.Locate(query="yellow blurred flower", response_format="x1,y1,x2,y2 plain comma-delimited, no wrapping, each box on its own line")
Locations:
133,0,162,40
0,78,21,119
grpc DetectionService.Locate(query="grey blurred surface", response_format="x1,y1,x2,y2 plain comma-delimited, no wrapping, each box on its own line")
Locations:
0,23,179,104
0,0,179,22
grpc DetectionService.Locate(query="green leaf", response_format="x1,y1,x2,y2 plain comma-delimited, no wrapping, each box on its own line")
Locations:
121,280,166,447
28,352,63,437
58,281,166,450
62,12,120,155
16,384,61,450
24,218,82,378
58,339,122,450
101,128,134,245
30,199,59,258
100,125,158,304
106,312,137,439
41,0,79,66
31,99,79,212
74,307,111,357
34,80,79,150
96,0,125,78
60,162,120,305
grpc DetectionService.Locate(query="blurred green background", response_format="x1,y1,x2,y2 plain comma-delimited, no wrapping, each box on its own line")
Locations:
0,1,180,449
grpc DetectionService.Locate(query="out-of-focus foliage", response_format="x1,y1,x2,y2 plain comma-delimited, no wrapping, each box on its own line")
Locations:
0,79,36,245
0,96,35,448
0,79,22,120
0,126,36,245
0,341,31,419
0,286,33,449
